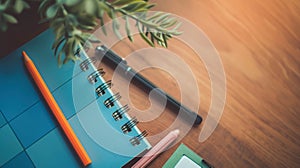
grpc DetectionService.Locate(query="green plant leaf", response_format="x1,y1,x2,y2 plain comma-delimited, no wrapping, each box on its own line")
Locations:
83,0,97,15
56,39,67,65
77,15,97,27
54,25,65,41
98,1,110,12
57,52,63,67
150,32,163,42
171,22,182,31
63,39,72,63
112,19,122,39
46,4,59,19
82,33,100,43
125,16,133,41
0,0,10,12
78,24,94,30
145,3,155,9
113,0,140,6
38,0,182,65
14,0,27,13
134,7,148,13
140,32,154,47
121,1,147,12
50,17,64,29
64,0,80,6
145,12,161,21
110,11,120,29
53,38,65,55
162,34,167,47
38,0,50,14
69,29,82,36
154,13,170,23
138,23,154,47
56,0,65,4
165,34,172,39
150,32,155,44
161,18,177,28
97,9,107,35
3,13,18,24
65,14,78,27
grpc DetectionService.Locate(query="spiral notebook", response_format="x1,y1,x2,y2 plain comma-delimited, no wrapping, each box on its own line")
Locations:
0,29,151,167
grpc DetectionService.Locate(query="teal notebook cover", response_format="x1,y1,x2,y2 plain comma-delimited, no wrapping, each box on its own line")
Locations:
0,29,151,167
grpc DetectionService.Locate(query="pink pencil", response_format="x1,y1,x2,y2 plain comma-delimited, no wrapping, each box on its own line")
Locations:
132,129,180,168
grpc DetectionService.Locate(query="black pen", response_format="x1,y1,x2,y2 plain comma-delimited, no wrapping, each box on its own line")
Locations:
95,45,202,126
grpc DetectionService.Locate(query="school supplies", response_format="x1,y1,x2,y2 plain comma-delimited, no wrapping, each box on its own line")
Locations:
0,29,151,167
96,45,203,126
23,51,91,166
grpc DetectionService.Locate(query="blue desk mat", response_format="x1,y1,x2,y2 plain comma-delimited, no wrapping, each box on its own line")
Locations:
0,29,151,167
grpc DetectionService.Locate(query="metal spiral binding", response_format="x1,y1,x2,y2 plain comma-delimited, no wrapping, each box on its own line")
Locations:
87,68,105,84
129,131,148,146
81,45,147,146
121,117,139,134
95,80,112,96
112,105,130,121
104,93,121,108
80,56,97,71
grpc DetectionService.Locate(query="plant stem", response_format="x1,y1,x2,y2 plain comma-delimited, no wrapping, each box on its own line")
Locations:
104,1,171,34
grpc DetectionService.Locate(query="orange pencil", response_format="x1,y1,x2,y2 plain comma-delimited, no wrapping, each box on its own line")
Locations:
22,51,91,166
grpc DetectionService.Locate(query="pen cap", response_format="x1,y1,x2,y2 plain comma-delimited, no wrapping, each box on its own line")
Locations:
95,45,127,66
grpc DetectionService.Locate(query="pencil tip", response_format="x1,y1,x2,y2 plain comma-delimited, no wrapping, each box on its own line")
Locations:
22,51,30,61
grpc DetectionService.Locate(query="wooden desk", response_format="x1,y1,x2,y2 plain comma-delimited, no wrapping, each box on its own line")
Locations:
1,0,299,167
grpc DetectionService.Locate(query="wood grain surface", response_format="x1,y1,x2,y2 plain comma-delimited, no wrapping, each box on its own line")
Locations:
1,0,300,168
